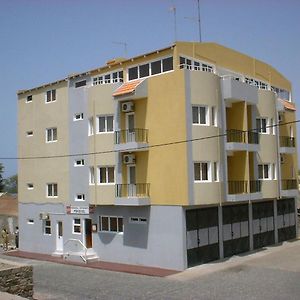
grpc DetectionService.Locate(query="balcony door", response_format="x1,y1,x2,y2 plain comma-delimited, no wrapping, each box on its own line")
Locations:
126,113,135,142
127,165,136,196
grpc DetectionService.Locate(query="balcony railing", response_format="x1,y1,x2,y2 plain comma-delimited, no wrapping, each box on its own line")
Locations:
115,183,150,198
115,128,148,144
228,181,248,194
249,180,262,193
280,136,295,148
226,129,259,144
248,131,259,144
227,129,246,143
281,179,297,190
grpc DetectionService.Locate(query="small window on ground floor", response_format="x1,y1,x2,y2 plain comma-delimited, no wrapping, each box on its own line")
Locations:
73,218,81,234
99,216,123,233
43,220,51,235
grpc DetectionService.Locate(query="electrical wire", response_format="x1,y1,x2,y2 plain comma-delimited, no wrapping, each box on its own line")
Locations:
0,119,299,160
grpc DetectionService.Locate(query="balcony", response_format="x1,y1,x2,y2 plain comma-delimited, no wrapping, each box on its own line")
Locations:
279,136,296,154
226,129,259,152
227,180,262,201
114,128,149,152
222,77,258,105
281,179,298,198
115,183,150,206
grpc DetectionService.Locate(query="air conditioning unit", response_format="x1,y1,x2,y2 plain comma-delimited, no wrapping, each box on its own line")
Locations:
39,212,49,220
121,102,134,113
123,154,136,164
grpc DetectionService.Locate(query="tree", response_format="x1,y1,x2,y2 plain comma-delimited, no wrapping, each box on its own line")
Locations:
3,174,18,194
0,163,4,192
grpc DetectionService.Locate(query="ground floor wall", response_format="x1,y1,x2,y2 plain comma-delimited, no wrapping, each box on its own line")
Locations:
19,198,297,271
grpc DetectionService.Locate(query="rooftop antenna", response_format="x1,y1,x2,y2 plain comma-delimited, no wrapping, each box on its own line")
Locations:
112,41,128,57
184,0,202,42
169,4,177,42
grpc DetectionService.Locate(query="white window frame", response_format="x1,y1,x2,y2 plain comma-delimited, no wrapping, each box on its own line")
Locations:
46,183,58,198
75,194,85,201
45,89,56,103
27,219,34,225
88,117,94,136
92,69,123,86
43,220,51,235
97,115,114,134
213,162,219,182
26,131,33,137
98,166,115,185
99,215,123,233
194,161,211,182
192,105,209,126
179,55,215,73
258,164,272,180
256,118,269,134
73,113,84,121
27,183,34,190
73,218,81,234
26,95,33,103
74,159,85,167
89,167,95,185
46,127,57,143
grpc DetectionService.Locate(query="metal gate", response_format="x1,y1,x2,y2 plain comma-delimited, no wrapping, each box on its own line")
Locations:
252,201,275,249
186,207,219,267
222,204,249,258
277,198,296,242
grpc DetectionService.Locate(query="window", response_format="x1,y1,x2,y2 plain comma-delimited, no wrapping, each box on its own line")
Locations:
26,131,33,137
73,218,81,234
213,162,219,182
97,115,113,133
26,95,32,103
75,194,85,201
89,167,95,185
88,117,94,136
211,107,217,126
202,63,213,73
256,118,268,134
258,164,271,180
45,89,56,103
44,220,51,235
128,66,138,81
99,216,123,233
47,183,58,197
129,217,147,224
139,63,149,78
194,162,210,181
151,60,161,75
27,219,34,224
46,128,57,142
162,57,173,72
192,106,208,125
74,159,85,167
27,183,34,190
92,71,123,85
74,113,84,121
75,80,86,88
98,167,114,184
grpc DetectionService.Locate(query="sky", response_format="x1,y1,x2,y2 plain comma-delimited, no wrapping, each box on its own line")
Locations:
0,0,300,178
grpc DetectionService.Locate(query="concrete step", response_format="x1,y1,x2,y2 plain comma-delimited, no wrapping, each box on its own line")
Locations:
63,251,99,263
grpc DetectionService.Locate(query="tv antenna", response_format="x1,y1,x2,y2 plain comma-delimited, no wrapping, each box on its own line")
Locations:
169,5,177,42
112,41,128,57
184,0,202,42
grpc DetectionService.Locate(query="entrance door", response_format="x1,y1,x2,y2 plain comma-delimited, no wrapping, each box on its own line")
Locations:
222,204,249,258
126,113,135,142
252,201,275,249
186,207,219,267
127,165,136,196
84,219,92,248
56,221,63,252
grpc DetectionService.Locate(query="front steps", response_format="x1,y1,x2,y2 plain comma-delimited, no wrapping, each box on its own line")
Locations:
63,249,99,263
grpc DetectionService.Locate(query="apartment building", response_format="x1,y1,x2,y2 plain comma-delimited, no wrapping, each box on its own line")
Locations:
18,42,298,270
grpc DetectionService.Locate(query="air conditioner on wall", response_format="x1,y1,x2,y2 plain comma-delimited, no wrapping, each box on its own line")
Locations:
121,102,134,113
39,212,49,220
123,154,136,164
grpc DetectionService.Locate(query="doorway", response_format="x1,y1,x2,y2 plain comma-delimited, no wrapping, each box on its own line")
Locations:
127,165,136,196
126,113,135,142
84,219,92,248
56,221,63,252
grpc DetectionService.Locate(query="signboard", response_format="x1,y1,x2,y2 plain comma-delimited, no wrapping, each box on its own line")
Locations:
66,205,95,215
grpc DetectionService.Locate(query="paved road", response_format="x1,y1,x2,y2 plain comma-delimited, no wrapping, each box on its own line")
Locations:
1,240,300,300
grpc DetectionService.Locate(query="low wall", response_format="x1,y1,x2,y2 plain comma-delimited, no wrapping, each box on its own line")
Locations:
0,259,33,299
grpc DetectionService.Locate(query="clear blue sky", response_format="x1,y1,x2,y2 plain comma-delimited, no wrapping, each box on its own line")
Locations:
0,0,299,177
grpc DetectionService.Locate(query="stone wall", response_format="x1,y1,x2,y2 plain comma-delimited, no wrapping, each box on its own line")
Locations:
0,260,33,299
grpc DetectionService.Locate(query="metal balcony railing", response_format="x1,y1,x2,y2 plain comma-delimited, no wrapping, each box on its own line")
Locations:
226,129,246,143
249,180,261,193
116,183,150,198
281,179,297,190
280,136,295,148
115,128,148,144
248,131,259,144
228,181,248,194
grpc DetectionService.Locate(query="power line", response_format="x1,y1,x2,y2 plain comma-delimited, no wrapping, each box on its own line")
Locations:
0,119,299,161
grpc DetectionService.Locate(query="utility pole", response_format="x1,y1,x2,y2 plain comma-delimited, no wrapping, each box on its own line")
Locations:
112,41,128,57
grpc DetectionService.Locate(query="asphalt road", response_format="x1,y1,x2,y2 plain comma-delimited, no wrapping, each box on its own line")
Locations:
1,239,300,300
